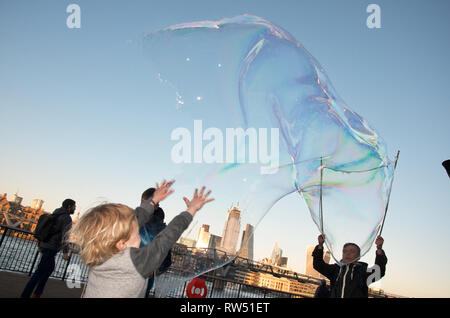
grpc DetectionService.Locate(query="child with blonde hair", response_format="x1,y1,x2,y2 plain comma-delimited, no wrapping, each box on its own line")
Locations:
70,180,213,297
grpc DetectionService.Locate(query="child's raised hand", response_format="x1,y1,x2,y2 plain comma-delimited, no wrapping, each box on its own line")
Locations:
152,180,175,204
183,186,214,216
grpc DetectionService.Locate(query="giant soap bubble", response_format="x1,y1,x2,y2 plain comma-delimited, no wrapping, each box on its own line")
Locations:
143,15,394,293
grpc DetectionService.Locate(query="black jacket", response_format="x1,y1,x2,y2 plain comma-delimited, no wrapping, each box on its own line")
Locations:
38,207,73,252
312,245,387,298
314,283,330,298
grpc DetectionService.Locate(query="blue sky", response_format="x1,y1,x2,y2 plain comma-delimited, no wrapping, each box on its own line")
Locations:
1,0,449,297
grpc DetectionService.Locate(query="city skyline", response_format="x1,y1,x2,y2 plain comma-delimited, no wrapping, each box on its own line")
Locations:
2,190,291,266
0,188,401,297
185,205,259,262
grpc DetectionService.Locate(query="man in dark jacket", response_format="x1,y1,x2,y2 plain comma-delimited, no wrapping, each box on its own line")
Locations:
21,199,76,298
312,234,387,298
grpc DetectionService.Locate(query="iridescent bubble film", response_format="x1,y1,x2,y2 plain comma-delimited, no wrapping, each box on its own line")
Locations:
143,15,394,292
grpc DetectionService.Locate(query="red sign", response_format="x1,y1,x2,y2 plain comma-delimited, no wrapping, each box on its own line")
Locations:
186,278,207,298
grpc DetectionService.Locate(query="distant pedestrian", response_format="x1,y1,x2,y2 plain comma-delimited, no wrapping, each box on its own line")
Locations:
139,187,172,298
21,199,76,298
314,279,330,298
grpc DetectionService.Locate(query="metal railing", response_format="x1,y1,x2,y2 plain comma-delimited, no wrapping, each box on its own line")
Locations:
1,224,395,298
0,224,309,298
0,224,89,282
148,269,303,298
0,224,394,298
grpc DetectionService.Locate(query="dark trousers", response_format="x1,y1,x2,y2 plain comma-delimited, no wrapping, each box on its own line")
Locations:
21,248,58,298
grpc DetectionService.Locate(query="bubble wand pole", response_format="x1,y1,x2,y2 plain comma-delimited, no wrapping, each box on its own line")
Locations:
319,157,324,235
379,150,400,236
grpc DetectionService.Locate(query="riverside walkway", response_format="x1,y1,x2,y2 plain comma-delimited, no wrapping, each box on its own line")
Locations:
0,270,83,298
0,224,320,299
1,224,395,299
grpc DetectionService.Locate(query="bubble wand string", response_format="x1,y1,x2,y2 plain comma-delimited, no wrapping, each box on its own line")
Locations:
379,150,400,236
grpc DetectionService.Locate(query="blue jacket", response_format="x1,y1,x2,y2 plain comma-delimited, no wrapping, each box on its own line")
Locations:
139,215,172,274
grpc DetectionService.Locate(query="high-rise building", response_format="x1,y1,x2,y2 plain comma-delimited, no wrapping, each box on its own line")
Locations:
179,237,196,248
279,257,288,267
305,245,331,279
196,224,211,249
13,193,23,206
208,234,222,249
207,234,222,256
271,242,283,265
31,199,44,210
220,205,241,255
238,224,254,261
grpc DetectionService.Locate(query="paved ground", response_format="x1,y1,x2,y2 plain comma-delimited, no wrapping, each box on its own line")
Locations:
0,270,84,298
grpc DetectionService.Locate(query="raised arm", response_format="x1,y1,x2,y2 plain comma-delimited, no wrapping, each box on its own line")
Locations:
131,186,214,278
374,236,387,278
312,235,337,280
135,180,175,227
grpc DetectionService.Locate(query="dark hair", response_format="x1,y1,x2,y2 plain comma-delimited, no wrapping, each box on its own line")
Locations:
62,199,76,209
153,207,165,221
141,188,155,202
343,243,360,256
